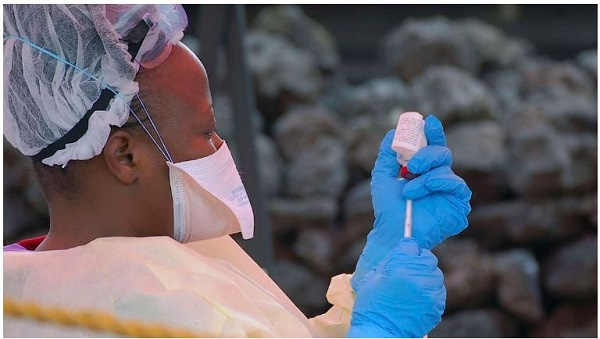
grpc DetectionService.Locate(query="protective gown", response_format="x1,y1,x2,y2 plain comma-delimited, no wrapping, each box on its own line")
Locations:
3,235,355,337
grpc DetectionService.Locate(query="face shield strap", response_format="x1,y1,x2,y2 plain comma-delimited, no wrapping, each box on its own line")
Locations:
30,20,151,163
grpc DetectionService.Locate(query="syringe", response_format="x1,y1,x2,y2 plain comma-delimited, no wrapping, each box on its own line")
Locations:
391,111,427,238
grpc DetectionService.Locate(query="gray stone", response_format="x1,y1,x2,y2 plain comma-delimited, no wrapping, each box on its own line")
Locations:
433,238,496,310
506,93,597,197
325,77,411,120
456,18,532,72
268,197,337,236
269,259,329,316
543,236,597,300
410,66,499,125
246,31,322,119
285,137,348,199
466,198,588,248
338,238,367,276
519,58,596,97
255,134,283,198
252,5,340,75
345,115,396,174
523,89,597,134
576,49,597,79
483,69,523,117
446,120,507,172
446,120,509,203
494,249,544,323
293,228,335,273
430,309,519,338
381,16,531,81
342,180,374,245
273,105,345,161
531,304,598,338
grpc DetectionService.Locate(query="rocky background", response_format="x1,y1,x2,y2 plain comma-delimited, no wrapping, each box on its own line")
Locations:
4,5,597,338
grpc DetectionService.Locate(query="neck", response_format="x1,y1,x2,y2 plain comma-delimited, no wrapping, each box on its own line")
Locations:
36,196,137,251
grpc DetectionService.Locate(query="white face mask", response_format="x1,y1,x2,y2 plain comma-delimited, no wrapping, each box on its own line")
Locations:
166,141,255,243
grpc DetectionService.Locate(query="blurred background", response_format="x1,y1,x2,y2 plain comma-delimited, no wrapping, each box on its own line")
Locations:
4,4,597,338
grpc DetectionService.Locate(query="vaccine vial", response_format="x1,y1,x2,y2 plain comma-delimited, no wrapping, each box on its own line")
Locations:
391,111,427,179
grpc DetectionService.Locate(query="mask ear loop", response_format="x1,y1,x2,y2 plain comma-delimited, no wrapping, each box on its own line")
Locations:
135,93,173,162
126,96,174,163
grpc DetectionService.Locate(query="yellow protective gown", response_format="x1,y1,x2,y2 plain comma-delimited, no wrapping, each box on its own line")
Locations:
3,235,355,337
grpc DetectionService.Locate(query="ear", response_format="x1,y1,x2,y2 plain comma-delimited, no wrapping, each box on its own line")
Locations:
103,130,140,185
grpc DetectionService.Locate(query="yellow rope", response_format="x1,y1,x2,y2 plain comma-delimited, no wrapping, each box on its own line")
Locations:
4,298,202,337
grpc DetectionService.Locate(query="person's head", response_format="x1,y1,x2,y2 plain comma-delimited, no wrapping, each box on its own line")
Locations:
4,5,234,241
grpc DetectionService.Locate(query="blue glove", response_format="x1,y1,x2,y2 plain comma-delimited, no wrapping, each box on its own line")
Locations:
351,115,471,291
347,238,446,338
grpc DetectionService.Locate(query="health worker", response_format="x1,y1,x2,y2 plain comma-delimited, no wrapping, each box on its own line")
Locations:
3,4,472,337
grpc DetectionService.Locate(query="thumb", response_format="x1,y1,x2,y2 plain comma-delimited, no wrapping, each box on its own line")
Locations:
393,237,421,256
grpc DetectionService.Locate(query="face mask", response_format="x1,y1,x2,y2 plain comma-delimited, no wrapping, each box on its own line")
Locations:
167,141,255,243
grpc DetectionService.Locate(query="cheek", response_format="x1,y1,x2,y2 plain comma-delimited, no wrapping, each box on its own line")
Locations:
141,158,175,237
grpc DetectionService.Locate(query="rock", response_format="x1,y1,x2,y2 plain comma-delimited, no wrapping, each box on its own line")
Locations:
456,18,532,72
268,197,337,236
381,16,531,81
430,309,519,338
576,49,597,79
446,120,507,172
543,236,597,300
324,77,411,120
531,303,598,337
445,120,509,204
410,66,499,125
519,58,596,97
255,134,283,197
494,249,544,323
285,137,348,199
506,93,597,197
252,5,340,75
273,105,345,161
433,238,496,310
269,259,330,317
465,198,588,249
246,31,322,120
293,228,335,273
342,180,374,244
338,238,366,275
345,115,396,174
523,89,597,134
482,69,523,119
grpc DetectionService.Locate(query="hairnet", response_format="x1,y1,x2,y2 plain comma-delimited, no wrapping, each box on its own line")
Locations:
3,5,187,167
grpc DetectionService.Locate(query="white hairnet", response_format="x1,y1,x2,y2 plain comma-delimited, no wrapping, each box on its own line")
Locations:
3,4,187,167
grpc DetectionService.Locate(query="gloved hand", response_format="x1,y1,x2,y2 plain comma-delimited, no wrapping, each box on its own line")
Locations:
347,238,446,338
351,115,471,291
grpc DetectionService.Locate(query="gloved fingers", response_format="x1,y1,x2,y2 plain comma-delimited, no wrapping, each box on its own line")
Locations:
383,240,439,271
424,115,447,146
402,167,471,201
407,145,453,174
371,129,401,184
439,198,471,237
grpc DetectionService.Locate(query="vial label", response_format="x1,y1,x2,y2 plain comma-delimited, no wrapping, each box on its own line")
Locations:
393,113,425,152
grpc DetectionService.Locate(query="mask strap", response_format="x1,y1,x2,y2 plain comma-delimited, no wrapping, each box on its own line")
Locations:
127,95,174,163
